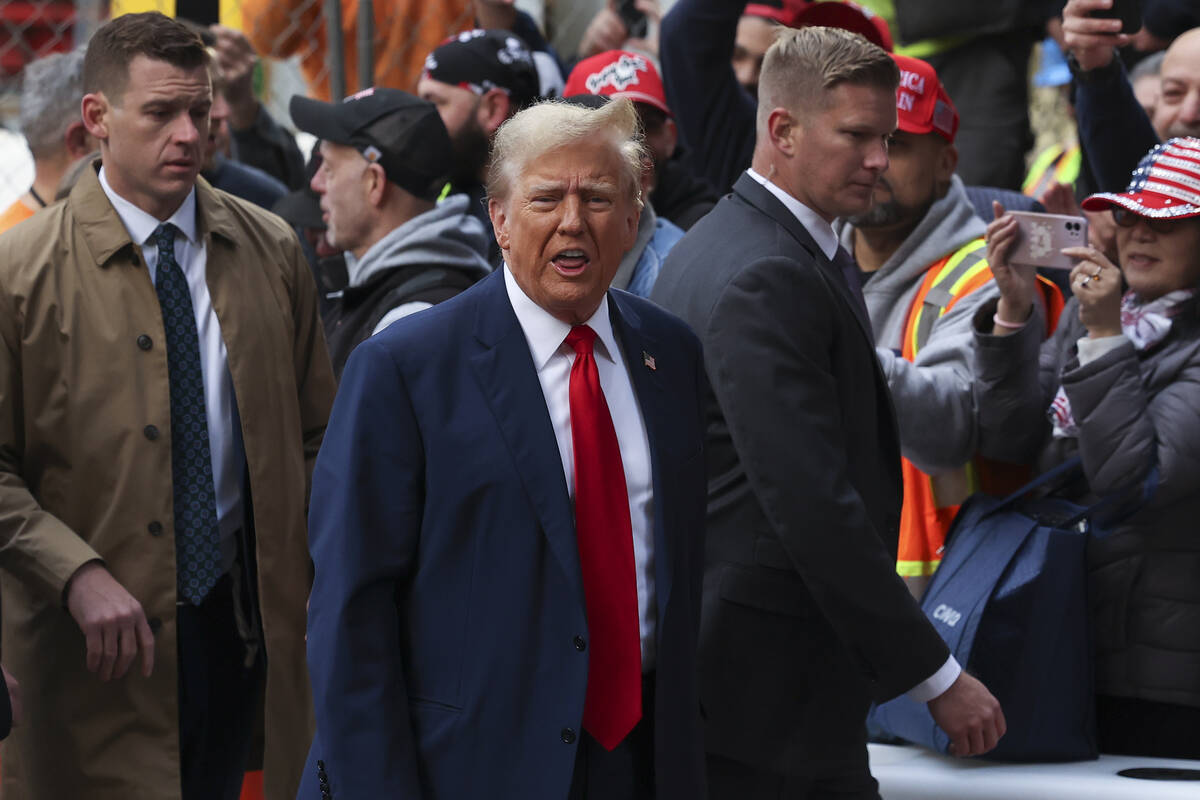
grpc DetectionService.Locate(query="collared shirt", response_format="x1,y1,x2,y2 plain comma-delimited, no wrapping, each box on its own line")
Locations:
503,265,658,669
99,168,243,572
746,168,839,260
743,169,962,703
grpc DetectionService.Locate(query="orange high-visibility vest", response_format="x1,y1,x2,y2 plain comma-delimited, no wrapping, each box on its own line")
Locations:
896,238,1064,579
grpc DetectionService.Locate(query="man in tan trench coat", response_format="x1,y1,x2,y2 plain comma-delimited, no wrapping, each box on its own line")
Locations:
0,13,335,800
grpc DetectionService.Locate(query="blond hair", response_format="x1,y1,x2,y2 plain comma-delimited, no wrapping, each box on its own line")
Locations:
756,26,898,132
486,98,647,209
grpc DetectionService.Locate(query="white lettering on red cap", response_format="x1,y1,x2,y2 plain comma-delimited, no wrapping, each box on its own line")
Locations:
586,54,648,94
899,70,925,95
898,92,915,112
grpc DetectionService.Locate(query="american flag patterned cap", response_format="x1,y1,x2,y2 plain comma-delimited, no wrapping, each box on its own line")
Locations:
1082,137,1200,220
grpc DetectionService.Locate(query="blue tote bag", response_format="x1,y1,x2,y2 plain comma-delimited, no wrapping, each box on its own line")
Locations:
869,458,1117,762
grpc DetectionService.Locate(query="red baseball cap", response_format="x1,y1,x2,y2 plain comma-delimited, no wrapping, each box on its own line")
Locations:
891,53,958,143
743,0,809,25
563,50,672,117
794,1,894,51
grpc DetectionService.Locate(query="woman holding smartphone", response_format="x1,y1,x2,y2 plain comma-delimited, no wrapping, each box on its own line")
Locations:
975,136,1200,759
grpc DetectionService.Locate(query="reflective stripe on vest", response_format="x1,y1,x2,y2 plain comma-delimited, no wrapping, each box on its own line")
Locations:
1022,143,1082,199
896,240,1065,580
902,238,989,360
896,238,990,579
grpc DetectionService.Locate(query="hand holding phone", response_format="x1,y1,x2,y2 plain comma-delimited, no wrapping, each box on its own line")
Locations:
1008,211,1090,270
1088,0,1142,35
617,0,649,39
1062,0,1133,71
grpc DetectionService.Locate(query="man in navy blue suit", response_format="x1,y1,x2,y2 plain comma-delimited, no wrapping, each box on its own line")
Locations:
300,98,708,800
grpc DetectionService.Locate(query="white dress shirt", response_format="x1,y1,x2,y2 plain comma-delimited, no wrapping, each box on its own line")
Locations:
742,169,962,702
746,168,839,260
503,266,658,669
99,169,243,573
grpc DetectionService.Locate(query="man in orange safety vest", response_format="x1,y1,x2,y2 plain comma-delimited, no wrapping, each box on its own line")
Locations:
836,53,1062,597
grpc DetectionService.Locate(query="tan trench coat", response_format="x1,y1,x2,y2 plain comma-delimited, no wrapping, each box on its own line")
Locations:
0,165,336,800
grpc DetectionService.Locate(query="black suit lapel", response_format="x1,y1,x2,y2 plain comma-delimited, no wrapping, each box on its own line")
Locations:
732,174,876,346
609,294,676,632
469,272,584,607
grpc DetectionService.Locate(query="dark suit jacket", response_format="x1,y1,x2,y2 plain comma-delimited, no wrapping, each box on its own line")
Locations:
651,174,951,775
299,270,708,799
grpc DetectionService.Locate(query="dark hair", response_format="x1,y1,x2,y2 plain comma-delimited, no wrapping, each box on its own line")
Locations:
83,12,210,100
637,105,669,136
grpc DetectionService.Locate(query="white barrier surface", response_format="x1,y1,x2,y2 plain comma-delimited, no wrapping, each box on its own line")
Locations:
870,743,1200,799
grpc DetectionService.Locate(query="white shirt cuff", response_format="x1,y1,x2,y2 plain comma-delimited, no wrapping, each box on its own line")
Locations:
1075,334,1128,366
906,656,962,703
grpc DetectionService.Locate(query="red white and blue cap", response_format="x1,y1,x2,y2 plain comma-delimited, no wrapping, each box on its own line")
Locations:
1082,137,1200,220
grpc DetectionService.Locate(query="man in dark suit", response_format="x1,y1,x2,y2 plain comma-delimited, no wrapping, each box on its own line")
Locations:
301,97,707,799
651,26,1006,799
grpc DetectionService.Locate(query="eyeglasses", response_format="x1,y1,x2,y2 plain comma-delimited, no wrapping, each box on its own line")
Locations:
1111,206,1188,234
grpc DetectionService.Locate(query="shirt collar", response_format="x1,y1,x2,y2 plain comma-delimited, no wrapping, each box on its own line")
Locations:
746,168,839,261
98,166,199,247
503,264,619,371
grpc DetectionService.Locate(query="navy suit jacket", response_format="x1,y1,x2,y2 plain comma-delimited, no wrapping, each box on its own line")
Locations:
299,270,708,799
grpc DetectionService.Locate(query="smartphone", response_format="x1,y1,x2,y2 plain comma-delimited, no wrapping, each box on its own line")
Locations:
1090,0,1142,34
618,0,649,39
1009,211,1089,270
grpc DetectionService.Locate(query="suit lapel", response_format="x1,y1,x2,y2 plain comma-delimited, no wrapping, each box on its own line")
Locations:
609,293,676,632
468,273,583,606
733,177,904,495
732,174,877,347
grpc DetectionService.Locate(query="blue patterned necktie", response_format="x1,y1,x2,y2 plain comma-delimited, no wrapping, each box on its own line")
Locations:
153,223,221,605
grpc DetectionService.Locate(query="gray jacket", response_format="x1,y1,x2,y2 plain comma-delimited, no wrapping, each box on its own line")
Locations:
974,297,1200,708
344,193,490,292
837,174,997,473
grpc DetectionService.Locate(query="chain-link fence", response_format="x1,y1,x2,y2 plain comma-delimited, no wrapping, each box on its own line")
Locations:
0,0,105,207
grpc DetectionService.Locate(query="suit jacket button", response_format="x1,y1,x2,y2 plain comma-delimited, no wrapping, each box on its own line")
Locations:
561,728,577,744
148,521,163,536
143,424,159,441
573,635,587,652
136,334,153,351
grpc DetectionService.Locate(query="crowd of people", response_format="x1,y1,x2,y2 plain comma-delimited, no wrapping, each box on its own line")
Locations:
0,0,1198,799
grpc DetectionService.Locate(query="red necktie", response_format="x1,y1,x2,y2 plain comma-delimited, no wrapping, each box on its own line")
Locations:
565,325,642,750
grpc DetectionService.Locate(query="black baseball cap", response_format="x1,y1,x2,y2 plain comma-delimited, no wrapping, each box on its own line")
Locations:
290,87,453,201
422,29,541,110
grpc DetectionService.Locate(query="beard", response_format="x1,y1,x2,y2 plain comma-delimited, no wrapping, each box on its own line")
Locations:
448,117,492,190
847,178,934,230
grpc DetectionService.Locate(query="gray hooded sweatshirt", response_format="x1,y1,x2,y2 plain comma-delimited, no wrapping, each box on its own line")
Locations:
341,193,491,335
836,174,997,474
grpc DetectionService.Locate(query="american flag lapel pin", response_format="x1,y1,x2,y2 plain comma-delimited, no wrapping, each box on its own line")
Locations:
643,351,656,371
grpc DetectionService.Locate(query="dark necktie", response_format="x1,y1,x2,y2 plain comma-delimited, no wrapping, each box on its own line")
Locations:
565,325,642,751
833,245,871,324
153,223,221,605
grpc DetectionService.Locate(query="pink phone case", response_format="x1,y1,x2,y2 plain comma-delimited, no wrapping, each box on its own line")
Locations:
1009,211,1089,270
